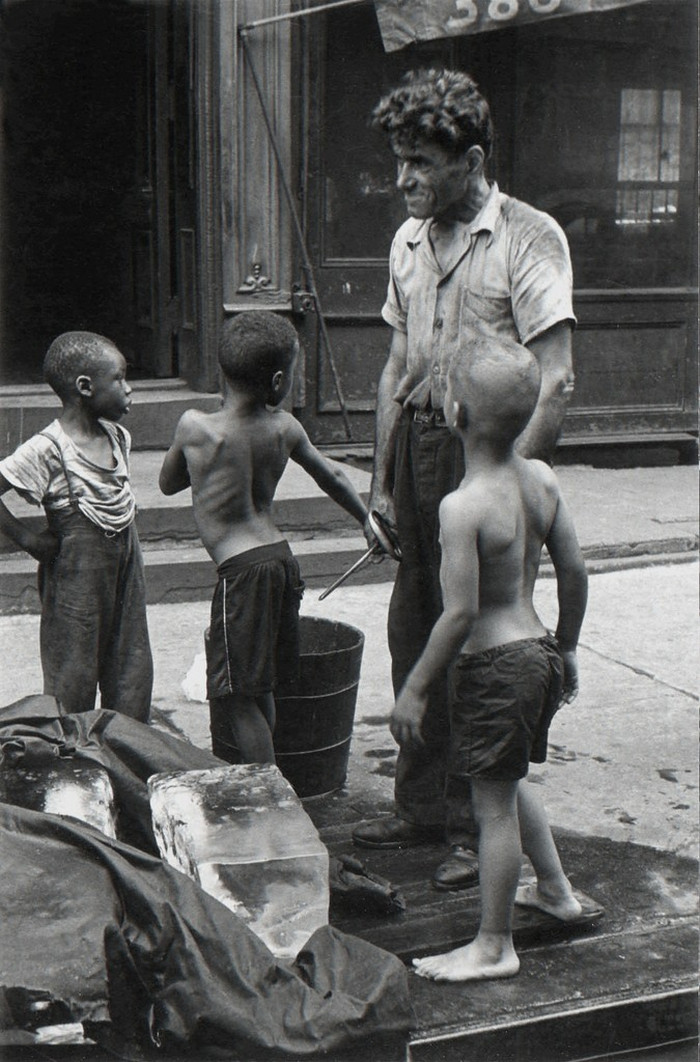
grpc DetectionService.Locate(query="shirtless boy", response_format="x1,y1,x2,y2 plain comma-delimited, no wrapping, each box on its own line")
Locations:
390,334,588,982
160,311,368,764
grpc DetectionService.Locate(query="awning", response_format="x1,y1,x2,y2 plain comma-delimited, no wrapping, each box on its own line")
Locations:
374,0,656,52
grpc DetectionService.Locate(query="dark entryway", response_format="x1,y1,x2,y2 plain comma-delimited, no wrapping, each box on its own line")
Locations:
0,0,198,386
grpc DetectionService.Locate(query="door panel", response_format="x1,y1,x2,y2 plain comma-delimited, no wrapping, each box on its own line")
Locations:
170,0,199,382
131,8,173,378
132,0,198,380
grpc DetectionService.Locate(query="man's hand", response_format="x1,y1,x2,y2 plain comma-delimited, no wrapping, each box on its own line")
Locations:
26,529,60,564
560,650,579,704
365,487,397,554
390,684,427,747
362,512,381,555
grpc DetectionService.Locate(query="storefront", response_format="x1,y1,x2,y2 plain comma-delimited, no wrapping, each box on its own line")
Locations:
0,0,696,454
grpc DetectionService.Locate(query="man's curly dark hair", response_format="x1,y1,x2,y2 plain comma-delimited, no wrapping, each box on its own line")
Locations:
372,68,493,160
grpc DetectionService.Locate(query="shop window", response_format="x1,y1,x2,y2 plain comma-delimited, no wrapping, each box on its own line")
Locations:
616,89,681,228
509,1,696,288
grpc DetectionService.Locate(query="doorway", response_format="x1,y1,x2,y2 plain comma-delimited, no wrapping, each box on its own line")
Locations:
0,0,197,386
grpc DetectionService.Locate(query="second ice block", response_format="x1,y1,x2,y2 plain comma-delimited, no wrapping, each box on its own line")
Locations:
148,763,329,959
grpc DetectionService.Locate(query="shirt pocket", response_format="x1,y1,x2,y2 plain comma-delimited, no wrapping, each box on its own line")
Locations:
460,286,513,330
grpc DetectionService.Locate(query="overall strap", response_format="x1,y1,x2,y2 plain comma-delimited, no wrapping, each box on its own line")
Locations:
38,427,79,511
108,422,129,464
105,422,135,515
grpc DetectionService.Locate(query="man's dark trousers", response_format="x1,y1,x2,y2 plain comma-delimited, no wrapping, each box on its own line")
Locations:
388,409,473,844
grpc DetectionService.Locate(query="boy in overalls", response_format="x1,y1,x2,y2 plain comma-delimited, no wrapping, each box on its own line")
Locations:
0,332,152,720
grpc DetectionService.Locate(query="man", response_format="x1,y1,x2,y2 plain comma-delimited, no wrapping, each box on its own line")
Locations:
353,68,576,891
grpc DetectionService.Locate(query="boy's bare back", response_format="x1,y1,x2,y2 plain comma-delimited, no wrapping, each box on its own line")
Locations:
165,404,307,564
390,334,586,749
161,311,368,568
162,399,368,567
440,455,577,655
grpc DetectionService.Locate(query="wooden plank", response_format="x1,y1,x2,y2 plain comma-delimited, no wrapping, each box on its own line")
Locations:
316,816,698,967
408,925,698,1060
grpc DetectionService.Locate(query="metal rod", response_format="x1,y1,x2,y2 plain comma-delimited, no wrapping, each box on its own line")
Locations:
239,30,353,440
318,547,375,600
239,0,366,35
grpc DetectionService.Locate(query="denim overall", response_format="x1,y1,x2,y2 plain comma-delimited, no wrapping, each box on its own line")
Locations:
37,427,152,720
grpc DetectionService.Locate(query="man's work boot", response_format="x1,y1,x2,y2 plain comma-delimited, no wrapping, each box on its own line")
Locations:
352,816,438,849
432,845,479,890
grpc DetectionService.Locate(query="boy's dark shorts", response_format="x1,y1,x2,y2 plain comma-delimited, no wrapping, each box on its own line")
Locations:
448,634,564,782
206,541,304,700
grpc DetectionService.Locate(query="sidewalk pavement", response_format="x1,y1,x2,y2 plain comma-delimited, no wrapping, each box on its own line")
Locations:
0,464,696,859
154,563,700,860
1,460,696,618
92,456,700,561
2,458,697,562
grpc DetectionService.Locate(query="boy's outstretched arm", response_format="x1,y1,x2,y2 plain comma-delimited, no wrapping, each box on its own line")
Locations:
0,475,58,562
289,424,369,530
546,489,588,702
159,413,192,495
390,495,479,746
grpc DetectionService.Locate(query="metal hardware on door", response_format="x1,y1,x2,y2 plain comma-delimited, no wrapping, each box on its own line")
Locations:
240,26,352,437
292,285,316,315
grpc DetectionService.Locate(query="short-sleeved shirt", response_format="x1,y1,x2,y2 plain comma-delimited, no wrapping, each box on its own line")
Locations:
0,419,136,532
381,182,576,409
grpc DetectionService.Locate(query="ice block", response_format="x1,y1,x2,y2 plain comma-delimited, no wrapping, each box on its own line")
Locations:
148,763,330,959
0,759,117,838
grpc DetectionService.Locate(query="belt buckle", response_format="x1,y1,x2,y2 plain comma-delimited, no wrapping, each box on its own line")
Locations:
413,407,445,427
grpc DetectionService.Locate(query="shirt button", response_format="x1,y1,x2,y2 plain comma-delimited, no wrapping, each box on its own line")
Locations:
434,317,443,330
432,364,440,375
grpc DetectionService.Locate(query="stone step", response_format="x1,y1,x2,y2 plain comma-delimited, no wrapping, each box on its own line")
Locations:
0,448,380,613
0,489,369,549
1,454,697,615
0,535,398,615
0,380,222,452
3,533,697,617
0,449,372,551
3,456,697,559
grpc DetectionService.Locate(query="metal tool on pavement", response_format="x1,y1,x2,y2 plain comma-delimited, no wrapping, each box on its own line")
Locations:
319,510,401,601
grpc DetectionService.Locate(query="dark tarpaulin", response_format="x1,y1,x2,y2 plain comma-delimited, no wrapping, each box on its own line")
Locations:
373,0,655,52
0,698,412,1058
0,695,223,853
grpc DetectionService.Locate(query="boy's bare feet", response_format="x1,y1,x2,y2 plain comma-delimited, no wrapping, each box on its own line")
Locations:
412,939,520,982
515,881,583,921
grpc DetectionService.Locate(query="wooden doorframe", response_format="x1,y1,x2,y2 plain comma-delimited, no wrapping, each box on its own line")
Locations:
188,0,222,393
147,3,176,378
148,0,221,392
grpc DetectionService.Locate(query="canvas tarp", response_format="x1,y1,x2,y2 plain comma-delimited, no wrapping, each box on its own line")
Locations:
0,698,412,1058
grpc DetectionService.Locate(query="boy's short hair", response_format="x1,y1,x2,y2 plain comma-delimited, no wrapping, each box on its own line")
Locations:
219,312,299,392
372,68,493,160
44,332,117,399
449,335,541,443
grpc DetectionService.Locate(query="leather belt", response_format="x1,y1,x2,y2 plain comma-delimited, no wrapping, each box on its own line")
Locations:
412,407,447,427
